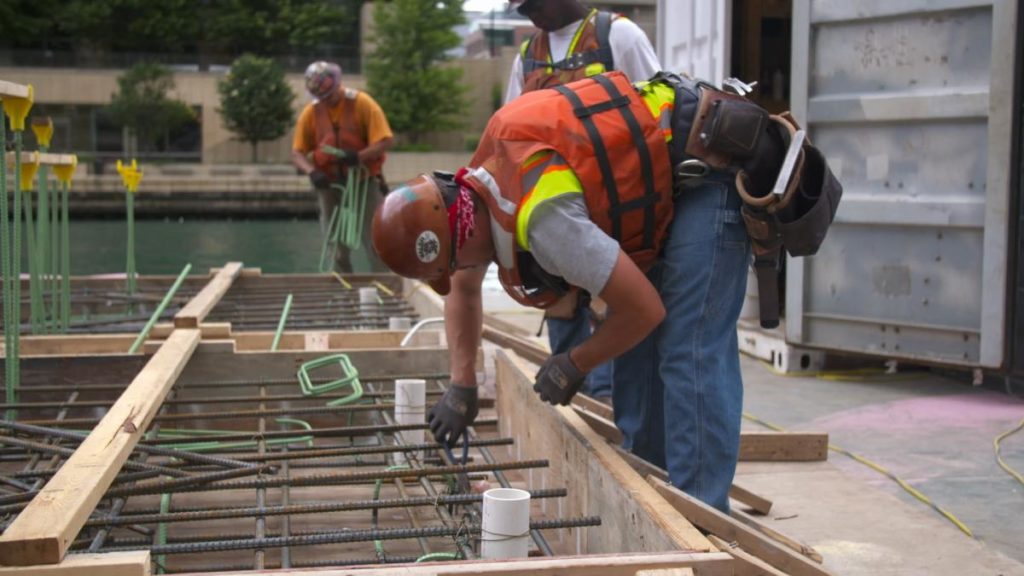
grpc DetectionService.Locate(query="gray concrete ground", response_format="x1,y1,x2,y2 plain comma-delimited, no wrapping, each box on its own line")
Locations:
483,291,1024,575
739,354,1024,575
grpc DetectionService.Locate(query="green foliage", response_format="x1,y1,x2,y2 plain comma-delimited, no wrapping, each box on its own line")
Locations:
1,0,363,60
217,54,296,162
464,134,481,152
107,63,195,153
366,0,468,144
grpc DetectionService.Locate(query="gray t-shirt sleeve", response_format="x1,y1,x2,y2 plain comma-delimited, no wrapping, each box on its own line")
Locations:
525,194,620,296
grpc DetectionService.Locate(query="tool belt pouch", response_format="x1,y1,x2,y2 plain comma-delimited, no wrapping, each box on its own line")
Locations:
774,144,843,257
544,290,580,320
700,99,769,160
684,87,752,169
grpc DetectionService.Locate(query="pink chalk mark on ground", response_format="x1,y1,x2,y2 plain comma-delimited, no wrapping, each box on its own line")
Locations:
807,392,1024,434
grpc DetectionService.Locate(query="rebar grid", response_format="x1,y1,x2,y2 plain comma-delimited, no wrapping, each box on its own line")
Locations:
0,365,596,572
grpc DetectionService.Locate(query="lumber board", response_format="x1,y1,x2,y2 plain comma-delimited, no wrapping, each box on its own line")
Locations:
231,329,441,351
173,262,243,328
738,432,828,462
636,569,696,576
572,405,774,515
0,80,30,98
3,152,77,167
730,509,823,564
573,393,614,420
150,323,233,339
0,330,200,566
201,552,734,576
706,535,788,576
482,325,548,364
649,479,834,576
495,349,714,554
0,551,150,576
4,334,135,357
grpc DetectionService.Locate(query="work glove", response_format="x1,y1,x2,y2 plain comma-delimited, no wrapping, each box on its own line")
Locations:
427,384,479,444
308,169,331,189
533,352,587,406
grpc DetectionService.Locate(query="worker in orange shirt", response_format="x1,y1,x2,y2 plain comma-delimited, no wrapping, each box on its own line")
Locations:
291,61,394,273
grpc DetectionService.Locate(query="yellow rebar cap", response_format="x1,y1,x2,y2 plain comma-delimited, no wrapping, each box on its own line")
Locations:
116,159,143,193
2,85,34,132
52,155,78,187
19,151,40,191
31,116,53,148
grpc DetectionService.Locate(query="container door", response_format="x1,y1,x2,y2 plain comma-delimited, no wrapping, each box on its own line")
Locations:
656,0,731,86
788,0,1019,368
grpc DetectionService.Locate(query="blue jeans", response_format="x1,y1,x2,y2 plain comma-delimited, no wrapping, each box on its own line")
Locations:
547,304,613,399
612,176,750,512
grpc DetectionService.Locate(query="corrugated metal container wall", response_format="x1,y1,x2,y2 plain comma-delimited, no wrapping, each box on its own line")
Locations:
788,0,1019,368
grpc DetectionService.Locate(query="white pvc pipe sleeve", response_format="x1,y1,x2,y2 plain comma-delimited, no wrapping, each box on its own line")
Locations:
481,488,531,559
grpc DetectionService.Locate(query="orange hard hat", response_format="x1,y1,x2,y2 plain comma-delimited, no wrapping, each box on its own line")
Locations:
372,174,457,295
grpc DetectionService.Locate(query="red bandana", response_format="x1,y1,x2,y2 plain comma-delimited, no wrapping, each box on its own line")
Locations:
449,168,477,251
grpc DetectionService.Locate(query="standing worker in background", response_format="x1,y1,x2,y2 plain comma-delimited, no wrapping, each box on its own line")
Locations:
372,71,841,512
291,61,394,273
496,0,663,401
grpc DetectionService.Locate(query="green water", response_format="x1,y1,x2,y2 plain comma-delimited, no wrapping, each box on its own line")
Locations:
62,218,375,275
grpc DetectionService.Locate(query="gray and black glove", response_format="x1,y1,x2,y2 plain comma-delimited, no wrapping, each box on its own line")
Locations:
533,352,587,406
308,169,331,189
427,384,479,444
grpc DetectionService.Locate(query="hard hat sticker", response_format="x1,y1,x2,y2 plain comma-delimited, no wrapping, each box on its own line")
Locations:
416,231,441,263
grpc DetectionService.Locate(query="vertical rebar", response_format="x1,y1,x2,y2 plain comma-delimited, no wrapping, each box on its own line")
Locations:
59,181,70,332
47,157,59,333
128,263,191,354
125,187,136,294
22,177,39,333
1,113,10,417
270,294,293,352
254,386,267,569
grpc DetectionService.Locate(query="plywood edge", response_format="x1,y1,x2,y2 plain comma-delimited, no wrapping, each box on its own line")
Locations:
0,330,200,566
0,551,151,576
494,349,715,554
0,80,30,98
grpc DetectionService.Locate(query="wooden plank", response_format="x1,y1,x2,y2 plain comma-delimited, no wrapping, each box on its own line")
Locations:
495,350,715,554
0,330,201,566
730,508,823,564
3,152,77,167
636,569,696,576
231,330,440,351
0,551,150,576
738,432,828,462
173,262,243,328
649,479,835,576
200,552,733,576
573,393,614,420
0,80,30,98
483,325,549,364
707,534,788,576
572,405,774,515
5,335,135,357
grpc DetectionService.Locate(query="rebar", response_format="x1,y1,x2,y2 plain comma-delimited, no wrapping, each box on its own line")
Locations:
228,437,513,463
13,374,450,393
85,489,569,527
23,402,401,427
0,389,443,410
0,420,257,469
0,435,187,478
103,517,602,555
102,459,548,497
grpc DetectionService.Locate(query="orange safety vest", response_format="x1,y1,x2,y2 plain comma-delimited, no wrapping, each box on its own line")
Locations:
465,71,674,308
311,88,383,180
520,9,616,94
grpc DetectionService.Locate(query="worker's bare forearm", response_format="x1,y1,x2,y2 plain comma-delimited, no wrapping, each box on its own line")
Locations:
359,137,394,164
445,267,487,387
291,150,314,175
571,252,665,372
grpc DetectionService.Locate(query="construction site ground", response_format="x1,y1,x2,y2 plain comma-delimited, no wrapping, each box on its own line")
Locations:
482,288,1024,576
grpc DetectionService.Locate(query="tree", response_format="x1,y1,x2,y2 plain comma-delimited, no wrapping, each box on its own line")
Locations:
107,62,194,154
217,54,296,162
366,0,467,145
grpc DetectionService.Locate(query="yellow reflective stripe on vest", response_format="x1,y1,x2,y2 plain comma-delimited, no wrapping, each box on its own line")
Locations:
637,80,676,143
516,150,583,251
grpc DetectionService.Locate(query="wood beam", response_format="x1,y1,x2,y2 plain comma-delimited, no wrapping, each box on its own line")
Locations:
729,509,823,564
4,152,77,167
649,479,834,576
738,432,828,462
0,330,200,566
0,80,30,98
0,552,150,576
173,262,243,328
706,534,788,576
200,552,734,576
